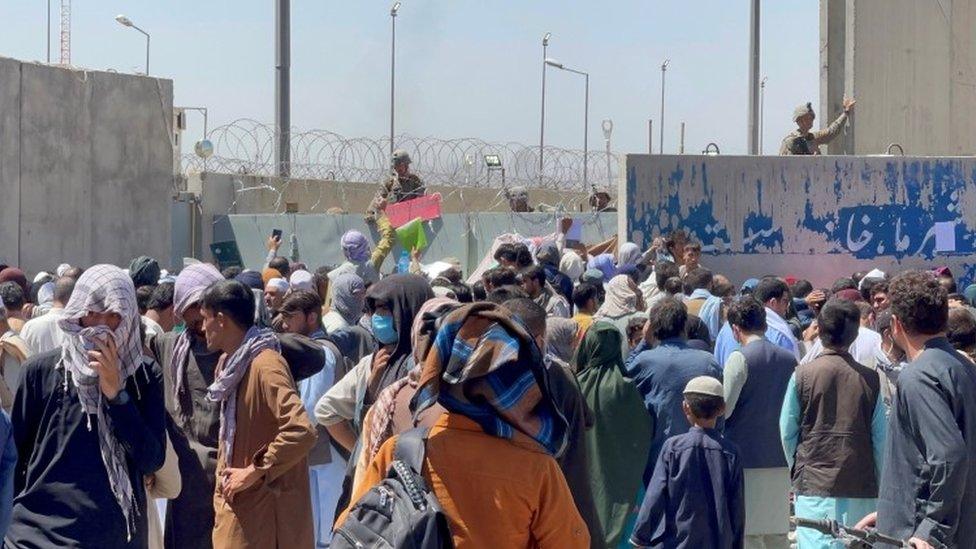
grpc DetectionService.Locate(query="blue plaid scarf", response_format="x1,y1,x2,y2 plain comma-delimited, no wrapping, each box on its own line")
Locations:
412,302,567,456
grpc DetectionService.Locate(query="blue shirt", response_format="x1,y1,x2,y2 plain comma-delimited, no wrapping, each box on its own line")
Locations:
627,339,723,480
630,427,745,548
714,316,799,367
688,289,723,342
877,337,976,546
0,410,15,539
298,330,337,449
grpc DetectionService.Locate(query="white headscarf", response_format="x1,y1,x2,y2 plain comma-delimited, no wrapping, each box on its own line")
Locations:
595,275,638,319
560,250,585,282
618,242,642,268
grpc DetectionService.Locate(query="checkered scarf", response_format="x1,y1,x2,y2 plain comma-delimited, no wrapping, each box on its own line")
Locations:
57,264,144,538
206,326,280,464
171,263,224,424
412,302,567,455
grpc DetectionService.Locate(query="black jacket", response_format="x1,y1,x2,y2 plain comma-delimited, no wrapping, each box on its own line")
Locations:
7,350,165,548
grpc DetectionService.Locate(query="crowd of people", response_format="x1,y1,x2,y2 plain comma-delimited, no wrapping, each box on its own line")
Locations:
0,211,973,548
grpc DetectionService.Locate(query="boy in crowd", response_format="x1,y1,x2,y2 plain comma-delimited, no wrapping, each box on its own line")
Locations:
631,376,744,548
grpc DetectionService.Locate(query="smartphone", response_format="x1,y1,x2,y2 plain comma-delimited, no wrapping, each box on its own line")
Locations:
271,229,283,242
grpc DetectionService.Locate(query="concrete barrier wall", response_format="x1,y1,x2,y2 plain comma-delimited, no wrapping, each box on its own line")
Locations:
0,56,174,273
215,211,616,277
194,172,596,261
820,0,976,156
622,154,976,287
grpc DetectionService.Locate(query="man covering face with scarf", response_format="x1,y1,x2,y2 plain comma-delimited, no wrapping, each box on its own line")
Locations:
7,264,165,548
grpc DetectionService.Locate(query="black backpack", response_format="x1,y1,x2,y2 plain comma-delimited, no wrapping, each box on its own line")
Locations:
333,428,454,549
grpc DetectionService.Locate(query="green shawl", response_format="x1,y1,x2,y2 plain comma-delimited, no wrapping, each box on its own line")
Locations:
575,321,654,547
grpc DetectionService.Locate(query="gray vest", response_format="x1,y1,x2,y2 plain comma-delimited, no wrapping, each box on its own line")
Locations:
724,338,796,468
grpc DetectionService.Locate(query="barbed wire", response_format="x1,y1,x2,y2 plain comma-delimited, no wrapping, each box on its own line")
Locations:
181,118,621,192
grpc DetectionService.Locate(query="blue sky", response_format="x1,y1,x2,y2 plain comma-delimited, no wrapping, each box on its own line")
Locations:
1,1,818,155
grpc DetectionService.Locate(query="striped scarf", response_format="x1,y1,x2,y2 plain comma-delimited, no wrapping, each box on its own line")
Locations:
412,302,567,455
57,264,144,538
206,326,280,464
171,263,224,423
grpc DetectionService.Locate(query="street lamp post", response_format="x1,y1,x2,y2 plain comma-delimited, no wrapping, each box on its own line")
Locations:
539,32,551,186
114,15,150,75
546,58,589,190
747,0,761,154
390,2,401,157
659,58,669,154
47,0,51,63
759,76,768,154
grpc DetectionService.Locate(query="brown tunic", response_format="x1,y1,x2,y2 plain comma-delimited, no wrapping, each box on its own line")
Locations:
212,349,317,549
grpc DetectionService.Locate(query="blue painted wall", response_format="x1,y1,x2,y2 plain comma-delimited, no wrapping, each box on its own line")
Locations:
624,154,976,287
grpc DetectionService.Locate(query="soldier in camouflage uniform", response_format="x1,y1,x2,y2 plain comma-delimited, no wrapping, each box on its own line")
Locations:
365,149,426,222
779,97,856,155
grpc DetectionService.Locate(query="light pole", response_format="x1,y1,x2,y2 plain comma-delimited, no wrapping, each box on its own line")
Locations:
747,0,761,154
546,58,589,190
659,59,669,154
389,2,401,158
602,119,613,186
47,0,51,63
539,32,551,186
114,15,150,75
759,76,768,154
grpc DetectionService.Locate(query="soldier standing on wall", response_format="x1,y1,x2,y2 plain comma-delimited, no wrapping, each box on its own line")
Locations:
365,149,426,222
779,97,856,155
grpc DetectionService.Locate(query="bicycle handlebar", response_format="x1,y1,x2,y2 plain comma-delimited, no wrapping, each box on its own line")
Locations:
791,517,910,548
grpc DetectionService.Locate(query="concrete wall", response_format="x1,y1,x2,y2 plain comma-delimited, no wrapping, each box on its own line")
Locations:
821,0,976,156
214,211,617,278
622,153,976,288
193,172,595,260
0,56,174,274
819,0,848,155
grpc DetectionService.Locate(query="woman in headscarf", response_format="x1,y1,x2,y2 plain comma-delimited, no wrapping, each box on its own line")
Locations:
594,275,643,358
546,317,580,368
314,274,433,452
341,302,587,549
354,297,459,485
617,242,641,270
575,322,652,548
616,242,649,285
362,274,435,403
322,273,366,334
560,250,586,283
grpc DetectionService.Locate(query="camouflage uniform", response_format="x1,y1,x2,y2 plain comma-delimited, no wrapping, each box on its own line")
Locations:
364,149,426,222
378,172,426,204
779,111,849,155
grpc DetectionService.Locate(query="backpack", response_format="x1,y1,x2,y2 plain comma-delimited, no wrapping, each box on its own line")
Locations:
333,427,454,549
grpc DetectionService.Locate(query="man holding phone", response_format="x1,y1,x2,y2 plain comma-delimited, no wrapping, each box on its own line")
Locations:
263,229,292,280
